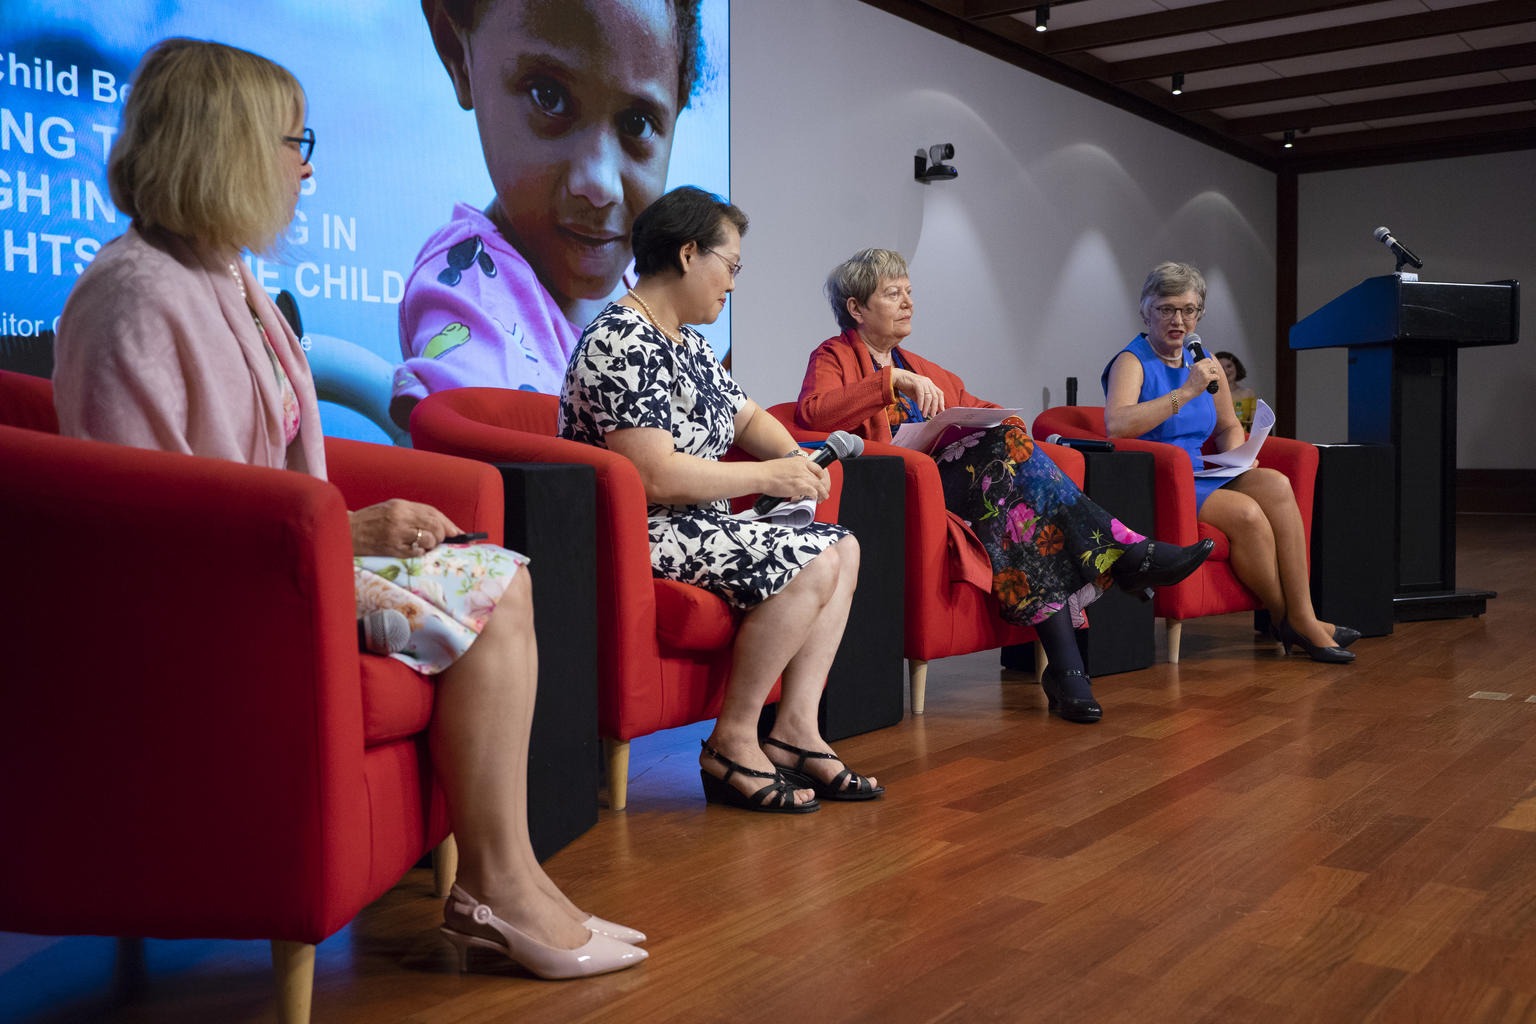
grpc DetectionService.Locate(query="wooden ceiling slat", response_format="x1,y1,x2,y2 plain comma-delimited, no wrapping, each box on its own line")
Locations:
961,0,1093,19
1284,110,1536,162
1037,0,1370,55
1172,42,1536,112
1225,81,1536,136
1103,0,1535,83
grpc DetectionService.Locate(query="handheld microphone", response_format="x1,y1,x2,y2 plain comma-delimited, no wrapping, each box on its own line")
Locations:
359,608,411,655
752,430,864,515
1044,433,1115,453
1185,333,1220,394
1373,226,1423,270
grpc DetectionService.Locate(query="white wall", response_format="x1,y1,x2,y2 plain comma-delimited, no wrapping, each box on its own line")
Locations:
727,0,1276,423
1295,150,1536,468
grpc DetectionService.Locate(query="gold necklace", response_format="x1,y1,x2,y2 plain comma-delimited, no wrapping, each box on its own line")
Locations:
627,288,681,343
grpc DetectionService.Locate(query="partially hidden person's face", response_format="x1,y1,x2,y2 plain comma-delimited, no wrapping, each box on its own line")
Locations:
1145,289,1203,352
451,0,682,311
681,219,739,326
851,276,914,347
1219,357,1238,385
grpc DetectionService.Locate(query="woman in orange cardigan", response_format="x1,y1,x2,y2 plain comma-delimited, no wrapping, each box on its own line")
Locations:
799,248,1213,723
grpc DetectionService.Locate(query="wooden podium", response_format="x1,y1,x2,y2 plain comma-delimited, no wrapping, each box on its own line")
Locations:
1290,274,1519,620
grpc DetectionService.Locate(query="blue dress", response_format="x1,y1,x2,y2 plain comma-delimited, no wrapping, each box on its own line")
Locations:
1101,334,1230,510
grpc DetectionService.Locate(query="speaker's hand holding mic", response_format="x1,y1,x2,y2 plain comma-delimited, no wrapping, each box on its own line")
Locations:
1184,333,1221,395
751,431,864,515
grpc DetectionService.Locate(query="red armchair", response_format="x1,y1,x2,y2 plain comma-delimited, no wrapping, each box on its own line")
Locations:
1032,405,1318,662
768,404,1086,713
0,370,503,1023
410,388,843,810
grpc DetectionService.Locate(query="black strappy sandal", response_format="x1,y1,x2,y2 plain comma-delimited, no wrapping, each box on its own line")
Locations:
763,737,885,801
699,740,820,814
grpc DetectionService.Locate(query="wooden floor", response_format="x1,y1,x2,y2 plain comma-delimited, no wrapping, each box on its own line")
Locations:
5,514,1535,1023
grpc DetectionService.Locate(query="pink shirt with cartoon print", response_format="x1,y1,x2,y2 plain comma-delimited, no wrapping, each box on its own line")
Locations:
395,203,584,403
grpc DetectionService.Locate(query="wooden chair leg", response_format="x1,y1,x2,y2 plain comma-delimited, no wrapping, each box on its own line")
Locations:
909,659,929,715
606,738,631,811
433,834,458,898
1166,619,1183,664
1034,642,1048,682
271,939,315,1024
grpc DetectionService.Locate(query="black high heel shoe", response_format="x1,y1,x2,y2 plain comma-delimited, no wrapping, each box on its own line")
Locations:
1273,619,1355,664
1333,625,1362,649
1112,539,1215,601
699,740,820,814
1040,666,1102,724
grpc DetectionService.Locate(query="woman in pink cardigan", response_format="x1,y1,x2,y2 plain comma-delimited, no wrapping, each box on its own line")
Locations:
799,248,1214,723
51,38,643,981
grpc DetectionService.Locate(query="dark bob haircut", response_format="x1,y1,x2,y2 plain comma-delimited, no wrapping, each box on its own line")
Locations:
631,186,747,277
1215,350,1247,381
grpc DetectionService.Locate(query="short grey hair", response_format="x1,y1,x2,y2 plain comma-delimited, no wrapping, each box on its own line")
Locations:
1138,261,1207,321
826,248,910,331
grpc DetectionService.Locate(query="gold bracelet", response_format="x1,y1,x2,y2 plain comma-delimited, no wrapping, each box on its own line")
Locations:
1169,391,1181,415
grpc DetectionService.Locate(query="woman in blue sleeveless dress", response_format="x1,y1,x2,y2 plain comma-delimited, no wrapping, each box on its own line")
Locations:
1102,262,1358,664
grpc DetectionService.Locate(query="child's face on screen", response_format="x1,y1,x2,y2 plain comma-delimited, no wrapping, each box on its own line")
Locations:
444,0,682,311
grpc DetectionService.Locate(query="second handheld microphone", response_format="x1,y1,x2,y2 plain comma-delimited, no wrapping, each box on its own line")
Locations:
752,430,864,515
1185,333,1220,395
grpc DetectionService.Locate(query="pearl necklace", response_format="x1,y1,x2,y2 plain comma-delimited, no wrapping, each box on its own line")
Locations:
228,261,248,301
627,288,682,343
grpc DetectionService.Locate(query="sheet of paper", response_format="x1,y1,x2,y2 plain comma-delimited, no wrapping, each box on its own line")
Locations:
891,407,1022,453
734,496,818,528
1194,399,1274,477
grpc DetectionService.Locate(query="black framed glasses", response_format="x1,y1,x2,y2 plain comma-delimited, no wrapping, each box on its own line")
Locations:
702,248,742,279
282,127,315,164
1152,303,1203,321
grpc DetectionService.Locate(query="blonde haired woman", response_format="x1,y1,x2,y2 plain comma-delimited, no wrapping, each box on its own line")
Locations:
53,38,645,979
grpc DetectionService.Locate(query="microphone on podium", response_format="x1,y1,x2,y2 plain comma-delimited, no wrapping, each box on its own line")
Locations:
1185,334,1220,395
1374,226,1423,270
752,430,863,516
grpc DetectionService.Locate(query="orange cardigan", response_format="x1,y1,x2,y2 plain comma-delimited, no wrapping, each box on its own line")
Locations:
795,328,1000,441
795,328,999,590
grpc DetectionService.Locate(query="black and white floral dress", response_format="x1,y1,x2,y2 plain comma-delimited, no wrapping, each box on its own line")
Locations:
559,303,848,609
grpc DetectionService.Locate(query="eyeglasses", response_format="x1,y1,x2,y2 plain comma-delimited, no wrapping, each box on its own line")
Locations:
1152,303,1203,321
702,248,742,279
282,127,315,165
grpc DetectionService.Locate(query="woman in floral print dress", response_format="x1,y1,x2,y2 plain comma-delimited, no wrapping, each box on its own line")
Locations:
561,187,881,813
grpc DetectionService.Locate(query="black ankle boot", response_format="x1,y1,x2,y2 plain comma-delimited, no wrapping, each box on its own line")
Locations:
1112,538,1215,599
1041,666,1102,724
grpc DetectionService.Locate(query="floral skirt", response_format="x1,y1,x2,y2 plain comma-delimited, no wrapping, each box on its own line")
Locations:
353,542,528,675
936,419,1143,627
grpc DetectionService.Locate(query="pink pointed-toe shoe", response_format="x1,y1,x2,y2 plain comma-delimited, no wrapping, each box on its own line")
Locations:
440,885,648,979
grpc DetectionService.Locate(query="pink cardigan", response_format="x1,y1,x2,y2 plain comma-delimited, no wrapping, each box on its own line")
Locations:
796,328,999,590
54,225,327,480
